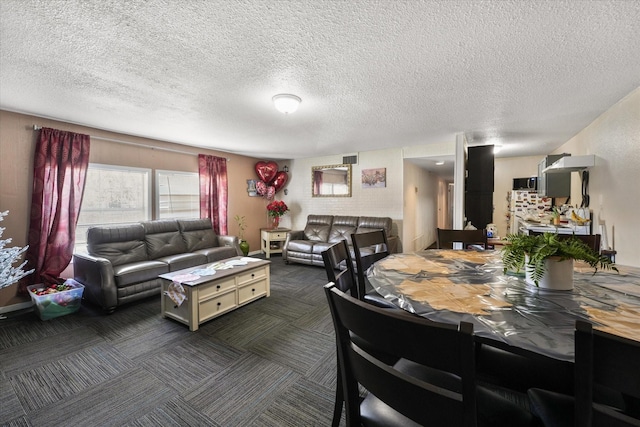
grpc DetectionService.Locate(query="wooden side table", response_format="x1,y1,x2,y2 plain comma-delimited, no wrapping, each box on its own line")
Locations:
260,228,290,258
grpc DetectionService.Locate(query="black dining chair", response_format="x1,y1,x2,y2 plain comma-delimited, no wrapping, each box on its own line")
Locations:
528,320,640,426
324,283,536,427
436,228,488,250
321,240,400,426
351,230,397,308
322,239,359,299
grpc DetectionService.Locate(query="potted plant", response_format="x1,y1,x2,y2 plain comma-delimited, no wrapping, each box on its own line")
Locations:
234,215,250,256
502,232,617,290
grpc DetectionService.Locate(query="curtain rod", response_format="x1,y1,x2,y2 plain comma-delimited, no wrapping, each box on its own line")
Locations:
32,125,230,160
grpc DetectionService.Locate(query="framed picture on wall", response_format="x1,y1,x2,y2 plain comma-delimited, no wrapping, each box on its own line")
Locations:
362,168,386,188
247,179,259,196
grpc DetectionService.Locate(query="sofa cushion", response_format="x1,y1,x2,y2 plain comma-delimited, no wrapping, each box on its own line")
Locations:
332,216,359,227
141,220,188,259
329,216,358,244
155,252,207,272
194,246,238,263
287,240,316,253
303,215,333,242
87,224,148,266
304,224,331,241
113,260,169,287
312,241,335,254
356,216,392,235
177,218,219,251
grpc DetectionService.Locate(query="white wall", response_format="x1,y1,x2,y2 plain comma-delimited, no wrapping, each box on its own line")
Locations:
552,87,640,267
402,160,440,251
283,148,404,239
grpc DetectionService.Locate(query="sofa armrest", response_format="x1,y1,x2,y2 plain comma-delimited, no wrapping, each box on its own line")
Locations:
283,230,305,261
218,235,243,256
388,235,400,254
72,253,117,312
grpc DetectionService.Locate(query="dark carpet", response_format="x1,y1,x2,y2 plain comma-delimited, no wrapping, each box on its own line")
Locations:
0,256,343,427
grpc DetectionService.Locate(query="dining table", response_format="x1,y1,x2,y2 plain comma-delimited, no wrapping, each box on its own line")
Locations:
367,249,640,362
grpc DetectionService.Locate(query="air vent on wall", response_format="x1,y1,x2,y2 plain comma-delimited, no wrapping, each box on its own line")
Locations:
343,155,358,164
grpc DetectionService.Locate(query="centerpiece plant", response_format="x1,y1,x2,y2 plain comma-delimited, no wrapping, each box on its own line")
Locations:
266,200,289,228
502,232,617,288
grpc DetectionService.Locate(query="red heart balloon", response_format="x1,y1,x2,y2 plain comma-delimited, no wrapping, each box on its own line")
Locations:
255,161,278,184
266,186,275,200
256,180,267,195
272,171,288,192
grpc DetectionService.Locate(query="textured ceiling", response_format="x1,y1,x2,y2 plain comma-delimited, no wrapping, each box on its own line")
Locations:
1,0,639,162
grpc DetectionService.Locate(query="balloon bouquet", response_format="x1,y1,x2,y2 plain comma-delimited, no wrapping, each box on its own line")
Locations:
254,161,288,200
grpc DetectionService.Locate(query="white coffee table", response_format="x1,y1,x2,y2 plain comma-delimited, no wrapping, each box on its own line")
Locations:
159,257,270,331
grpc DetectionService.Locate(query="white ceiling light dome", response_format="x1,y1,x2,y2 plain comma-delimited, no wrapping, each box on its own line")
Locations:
272,94,301,114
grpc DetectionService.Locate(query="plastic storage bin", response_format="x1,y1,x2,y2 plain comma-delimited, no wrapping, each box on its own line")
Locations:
27,279,84,320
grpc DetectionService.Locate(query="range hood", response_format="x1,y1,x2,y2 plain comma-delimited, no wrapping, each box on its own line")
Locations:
543,155,595,174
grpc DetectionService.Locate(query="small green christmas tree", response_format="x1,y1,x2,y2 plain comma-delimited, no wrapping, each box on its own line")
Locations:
0,211,34,289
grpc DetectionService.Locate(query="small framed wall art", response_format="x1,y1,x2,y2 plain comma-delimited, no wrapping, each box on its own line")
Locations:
247,179,259,196
362,168,386,188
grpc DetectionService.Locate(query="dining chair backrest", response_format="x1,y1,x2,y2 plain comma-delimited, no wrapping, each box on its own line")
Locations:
324,283,477,426
529,232,601,253
436,228,488,250
351,230,390,299
575,320,640,426
322,240,400,426
322,240,359,299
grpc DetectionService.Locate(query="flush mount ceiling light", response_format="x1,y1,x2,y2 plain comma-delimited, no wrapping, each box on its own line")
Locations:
272,94,301,114
435,161,445,166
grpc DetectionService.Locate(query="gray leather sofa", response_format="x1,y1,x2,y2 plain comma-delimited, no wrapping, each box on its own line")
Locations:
73,218,241,313
283,215,399,267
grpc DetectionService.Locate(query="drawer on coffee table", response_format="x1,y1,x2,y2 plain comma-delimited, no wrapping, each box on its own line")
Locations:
199,277,235,300
199,290,237,321
238,280,268,304
237,266,268,286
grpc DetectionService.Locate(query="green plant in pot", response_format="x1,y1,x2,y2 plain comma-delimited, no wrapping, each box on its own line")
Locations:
502,233,617,290
234,215,250,256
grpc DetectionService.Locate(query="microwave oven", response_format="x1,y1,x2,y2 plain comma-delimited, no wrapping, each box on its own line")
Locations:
513,177,537,190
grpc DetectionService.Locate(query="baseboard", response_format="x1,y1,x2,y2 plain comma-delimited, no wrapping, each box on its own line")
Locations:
0,301,33,315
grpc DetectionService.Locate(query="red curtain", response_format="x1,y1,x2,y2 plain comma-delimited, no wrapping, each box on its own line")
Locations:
23,128,90,291
198,154,228,234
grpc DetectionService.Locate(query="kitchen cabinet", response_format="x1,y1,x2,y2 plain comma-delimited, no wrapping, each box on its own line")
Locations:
465,191,493,231
465,145,494,229
538,154,571,197
466,145,494,192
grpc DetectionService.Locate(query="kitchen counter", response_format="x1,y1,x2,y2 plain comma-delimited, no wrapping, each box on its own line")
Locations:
522,221,590,235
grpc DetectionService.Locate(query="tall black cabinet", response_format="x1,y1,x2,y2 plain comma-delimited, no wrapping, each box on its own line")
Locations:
465,145,494,229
